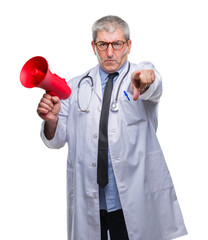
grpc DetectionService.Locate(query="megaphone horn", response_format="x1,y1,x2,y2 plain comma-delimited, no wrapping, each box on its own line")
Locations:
20,56,71,100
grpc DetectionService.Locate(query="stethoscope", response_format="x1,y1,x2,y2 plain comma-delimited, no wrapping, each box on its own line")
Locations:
77,62,131,113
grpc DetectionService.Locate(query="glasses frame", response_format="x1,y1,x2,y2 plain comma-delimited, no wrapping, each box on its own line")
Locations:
95,40,128,51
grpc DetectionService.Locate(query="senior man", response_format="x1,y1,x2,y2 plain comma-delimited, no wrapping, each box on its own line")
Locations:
37,15,187,240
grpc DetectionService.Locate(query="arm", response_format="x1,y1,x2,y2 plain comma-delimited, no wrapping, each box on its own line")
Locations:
37,94,60,140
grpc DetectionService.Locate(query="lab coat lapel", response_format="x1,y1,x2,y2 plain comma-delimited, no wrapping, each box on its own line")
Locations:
89,65,102,101
111,62,130,101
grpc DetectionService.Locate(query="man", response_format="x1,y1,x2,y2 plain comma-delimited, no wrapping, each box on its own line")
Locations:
37,16,187,240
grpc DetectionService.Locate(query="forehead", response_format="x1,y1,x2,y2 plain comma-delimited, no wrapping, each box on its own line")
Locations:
96,28,125,42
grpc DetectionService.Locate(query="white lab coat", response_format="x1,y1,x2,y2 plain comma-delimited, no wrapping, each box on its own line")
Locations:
41,62,187,240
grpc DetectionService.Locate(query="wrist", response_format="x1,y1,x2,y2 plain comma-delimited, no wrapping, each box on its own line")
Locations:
45,115,59,125
140,85,150,94
44,117,59,140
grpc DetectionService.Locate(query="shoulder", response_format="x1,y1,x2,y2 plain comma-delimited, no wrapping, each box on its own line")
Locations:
61,65,99,106
131,61,156,70
66,65,99,90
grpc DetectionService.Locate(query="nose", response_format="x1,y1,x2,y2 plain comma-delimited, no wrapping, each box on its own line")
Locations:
107,43,114,58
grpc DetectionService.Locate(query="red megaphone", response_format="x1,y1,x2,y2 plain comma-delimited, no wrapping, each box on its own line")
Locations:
20,56,71,100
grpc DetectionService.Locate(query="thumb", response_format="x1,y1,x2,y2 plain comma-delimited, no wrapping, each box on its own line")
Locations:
50,96,61,114
51,96,60,104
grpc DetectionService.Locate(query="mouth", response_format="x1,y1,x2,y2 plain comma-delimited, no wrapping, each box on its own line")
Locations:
104,60,116,64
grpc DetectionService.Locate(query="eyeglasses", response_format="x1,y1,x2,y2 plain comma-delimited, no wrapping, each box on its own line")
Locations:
95,40,128,51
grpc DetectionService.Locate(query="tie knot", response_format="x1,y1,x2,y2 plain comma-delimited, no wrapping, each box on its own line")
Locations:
108,72,119,80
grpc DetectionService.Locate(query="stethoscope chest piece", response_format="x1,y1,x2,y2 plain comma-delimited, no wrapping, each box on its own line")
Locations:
111,101,119,112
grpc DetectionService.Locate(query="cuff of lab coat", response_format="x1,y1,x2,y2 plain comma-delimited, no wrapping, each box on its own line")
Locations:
40,120,66,149
139,77,158,100
40,121,53,148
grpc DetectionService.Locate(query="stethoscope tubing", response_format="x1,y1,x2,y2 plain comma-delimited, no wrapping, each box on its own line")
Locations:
77,73,93,112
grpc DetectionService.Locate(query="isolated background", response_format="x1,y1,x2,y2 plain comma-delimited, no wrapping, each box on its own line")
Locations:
0,0,207,239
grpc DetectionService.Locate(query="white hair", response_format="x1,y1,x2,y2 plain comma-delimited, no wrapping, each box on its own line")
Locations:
92,15,130,42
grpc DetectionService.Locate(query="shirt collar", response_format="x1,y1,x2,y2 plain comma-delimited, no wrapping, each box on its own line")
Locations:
99,61,128,82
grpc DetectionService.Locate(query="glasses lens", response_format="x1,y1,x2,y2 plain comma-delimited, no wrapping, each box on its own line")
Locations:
96,42,108,51
112,41,124,50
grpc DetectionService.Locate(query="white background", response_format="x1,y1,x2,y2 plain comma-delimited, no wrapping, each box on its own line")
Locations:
0,0,207,239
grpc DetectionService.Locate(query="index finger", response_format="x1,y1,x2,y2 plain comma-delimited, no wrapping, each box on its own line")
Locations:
132,71,141,80
132,85,140,101
43,93,52,100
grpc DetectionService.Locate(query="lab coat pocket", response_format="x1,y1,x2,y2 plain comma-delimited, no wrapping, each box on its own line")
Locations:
67,169,74,210
120,91,147,126
145,150,173,193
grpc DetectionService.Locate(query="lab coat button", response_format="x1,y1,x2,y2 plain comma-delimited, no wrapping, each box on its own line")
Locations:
92,192,97,198
92,163,96,168
93,134,98,139
109,129,116,133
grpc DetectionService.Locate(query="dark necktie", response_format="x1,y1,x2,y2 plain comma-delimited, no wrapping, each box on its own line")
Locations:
97,72,119,188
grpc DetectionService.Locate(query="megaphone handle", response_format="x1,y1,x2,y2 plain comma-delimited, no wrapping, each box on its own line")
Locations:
46,91,61,99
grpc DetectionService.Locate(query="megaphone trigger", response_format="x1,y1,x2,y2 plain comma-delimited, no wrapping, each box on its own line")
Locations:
46,90,57,97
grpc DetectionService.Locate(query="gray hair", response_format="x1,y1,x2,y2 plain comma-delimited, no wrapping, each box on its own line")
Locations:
92,15,130,42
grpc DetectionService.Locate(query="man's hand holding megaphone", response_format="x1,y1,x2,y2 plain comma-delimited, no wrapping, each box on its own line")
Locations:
37,93,61,120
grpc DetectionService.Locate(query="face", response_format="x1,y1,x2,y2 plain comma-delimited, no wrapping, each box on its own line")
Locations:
91,28,131,73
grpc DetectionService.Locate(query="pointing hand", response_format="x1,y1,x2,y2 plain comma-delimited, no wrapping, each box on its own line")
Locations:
131,69,155,101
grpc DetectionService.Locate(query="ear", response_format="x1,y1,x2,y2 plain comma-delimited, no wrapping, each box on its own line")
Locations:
91,41,97,55
127,40,132,54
